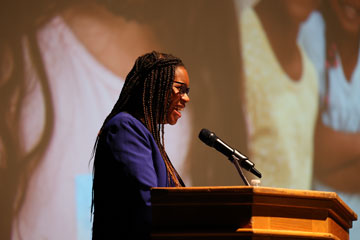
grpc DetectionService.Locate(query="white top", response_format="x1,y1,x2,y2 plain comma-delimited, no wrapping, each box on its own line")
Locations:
240,8,318,190
299,11,360,133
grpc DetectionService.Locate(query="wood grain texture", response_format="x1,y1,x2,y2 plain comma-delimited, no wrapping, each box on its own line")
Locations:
151,186,357,240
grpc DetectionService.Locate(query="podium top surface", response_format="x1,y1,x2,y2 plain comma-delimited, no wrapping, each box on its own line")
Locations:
151,186,358,221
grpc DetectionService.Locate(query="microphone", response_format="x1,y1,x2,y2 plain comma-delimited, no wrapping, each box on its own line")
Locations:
199,128,261,178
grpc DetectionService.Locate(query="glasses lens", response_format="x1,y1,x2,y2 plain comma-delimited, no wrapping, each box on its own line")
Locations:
174,81,189,95
180,85,190,95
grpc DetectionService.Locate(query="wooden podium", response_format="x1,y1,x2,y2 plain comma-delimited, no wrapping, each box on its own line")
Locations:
151,186,357,240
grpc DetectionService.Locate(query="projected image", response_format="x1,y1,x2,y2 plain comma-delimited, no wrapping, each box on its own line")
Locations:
1,0,359,239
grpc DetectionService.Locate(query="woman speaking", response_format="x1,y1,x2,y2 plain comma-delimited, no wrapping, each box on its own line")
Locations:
91,51,190,239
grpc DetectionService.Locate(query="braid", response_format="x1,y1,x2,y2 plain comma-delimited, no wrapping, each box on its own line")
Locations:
93,51,184,187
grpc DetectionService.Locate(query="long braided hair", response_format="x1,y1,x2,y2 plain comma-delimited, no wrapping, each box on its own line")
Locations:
93,51,184,187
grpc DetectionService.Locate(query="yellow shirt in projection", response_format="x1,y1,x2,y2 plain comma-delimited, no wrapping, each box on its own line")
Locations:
240,8,318,189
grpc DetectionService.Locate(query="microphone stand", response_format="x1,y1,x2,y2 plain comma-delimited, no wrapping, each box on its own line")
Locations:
230,154,250,186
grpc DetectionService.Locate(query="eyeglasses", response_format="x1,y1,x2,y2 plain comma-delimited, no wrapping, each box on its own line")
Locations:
173,81,190,95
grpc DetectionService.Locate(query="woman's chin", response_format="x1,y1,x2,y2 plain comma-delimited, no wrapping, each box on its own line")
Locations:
167,119,178,125
167,116,180,125
166,111,182,125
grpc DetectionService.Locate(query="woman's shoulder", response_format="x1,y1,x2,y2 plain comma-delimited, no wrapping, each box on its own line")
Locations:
106,112,142,128
104,112,150,137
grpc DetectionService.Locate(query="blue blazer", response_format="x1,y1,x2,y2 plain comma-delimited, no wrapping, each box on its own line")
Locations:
92,112,172,239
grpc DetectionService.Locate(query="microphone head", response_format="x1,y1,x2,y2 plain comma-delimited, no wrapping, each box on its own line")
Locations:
199,128,217,147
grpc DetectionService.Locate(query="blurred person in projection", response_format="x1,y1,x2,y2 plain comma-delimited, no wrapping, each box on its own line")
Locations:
299,0,360,237
238,0,320,189
0,1,192,239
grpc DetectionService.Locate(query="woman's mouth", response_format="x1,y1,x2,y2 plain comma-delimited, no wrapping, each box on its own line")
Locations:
174,106,184,117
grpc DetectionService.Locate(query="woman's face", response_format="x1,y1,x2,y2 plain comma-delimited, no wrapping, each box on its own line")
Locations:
166,66,190,125
329,0,360,35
